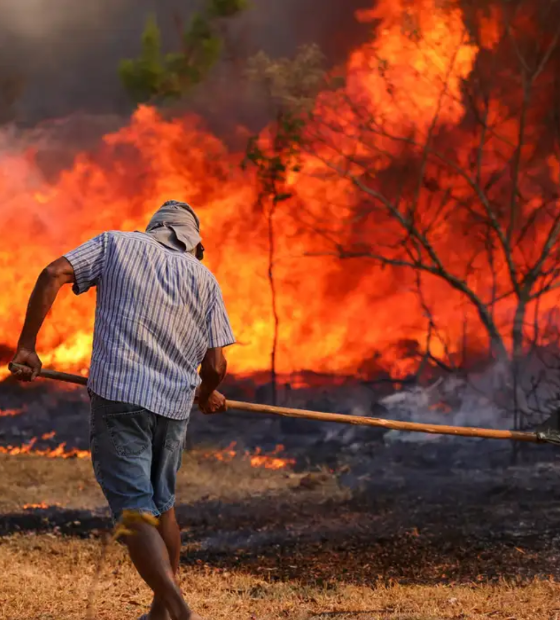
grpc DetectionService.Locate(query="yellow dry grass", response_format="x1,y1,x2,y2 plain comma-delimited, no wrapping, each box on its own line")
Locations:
0,451,303,512
0,534,559,620
0,453,559,619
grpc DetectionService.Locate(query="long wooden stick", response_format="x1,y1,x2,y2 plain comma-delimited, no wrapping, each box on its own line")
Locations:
8,363,544,443
224,400,540,442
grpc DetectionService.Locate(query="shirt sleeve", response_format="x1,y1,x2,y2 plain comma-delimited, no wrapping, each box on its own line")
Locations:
207,282,236,348
64,233,108,295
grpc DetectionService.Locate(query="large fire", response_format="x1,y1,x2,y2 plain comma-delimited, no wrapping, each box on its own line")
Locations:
0,0,558,383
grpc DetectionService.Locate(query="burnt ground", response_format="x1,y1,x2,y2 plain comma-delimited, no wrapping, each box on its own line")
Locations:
176,457,560,586
1,376,560,590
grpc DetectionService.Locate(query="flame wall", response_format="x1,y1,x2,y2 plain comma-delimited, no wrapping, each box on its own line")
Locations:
1,0,559,382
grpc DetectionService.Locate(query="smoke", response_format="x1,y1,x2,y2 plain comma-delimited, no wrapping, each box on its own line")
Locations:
0,0,373,128
0,0,120,38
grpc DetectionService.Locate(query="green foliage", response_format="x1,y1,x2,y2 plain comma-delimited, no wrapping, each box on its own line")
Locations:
207,0,248,18
119,0,246,103
119,18,166,102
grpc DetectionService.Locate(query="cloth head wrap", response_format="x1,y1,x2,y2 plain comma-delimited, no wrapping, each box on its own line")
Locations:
145,200,201,253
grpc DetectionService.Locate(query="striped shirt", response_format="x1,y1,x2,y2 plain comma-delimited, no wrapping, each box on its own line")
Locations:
64,231,235,420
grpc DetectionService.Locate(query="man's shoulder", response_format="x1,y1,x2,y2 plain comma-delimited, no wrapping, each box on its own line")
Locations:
183,253,219,283
105,230,150,242
103,230,167,250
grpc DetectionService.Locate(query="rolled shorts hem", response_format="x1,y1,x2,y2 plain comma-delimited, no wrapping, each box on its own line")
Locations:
110,497,175,523
114,506,160,521
157,496,176,515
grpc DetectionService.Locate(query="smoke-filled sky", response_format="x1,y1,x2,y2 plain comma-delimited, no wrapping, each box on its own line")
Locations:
0,0,372,127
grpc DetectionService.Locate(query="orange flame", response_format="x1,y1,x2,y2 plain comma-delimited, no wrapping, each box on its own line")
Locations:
200,441,295,470
248,445,296,470
0,0,557,385
0,433,90,459
23,502,53,510
1,433,294,468
0,408,23,417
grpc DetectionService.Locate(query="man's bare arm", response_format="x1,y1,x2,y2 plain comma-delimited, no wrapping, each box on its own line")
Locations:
11,257,75,380
197,347,228,414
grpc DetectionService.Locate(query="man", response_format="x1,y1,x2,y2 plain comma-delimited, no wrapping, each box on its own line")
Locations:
10,200,235,620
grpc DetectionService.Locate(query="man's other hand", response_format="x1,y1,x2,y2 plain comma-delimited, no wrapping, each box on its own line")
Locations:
198,390,227,414
10,348,42,381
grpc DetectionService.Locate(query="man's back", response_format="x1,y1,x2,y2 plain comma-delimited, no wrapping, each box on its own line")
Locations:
65,230,234,418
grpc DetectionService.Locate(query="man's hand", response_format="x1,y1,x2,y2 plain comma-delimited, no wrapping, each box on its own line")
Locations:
10,348,42,381
197,347,228,414
197,390,227,415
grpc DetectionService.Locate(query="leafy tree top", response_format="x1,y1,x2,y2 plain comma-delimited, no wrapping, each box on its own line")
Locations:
120,0,246,104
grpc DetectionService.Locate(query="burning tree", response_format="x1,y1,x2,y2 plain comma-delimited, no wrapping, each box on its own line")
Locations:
110,0,560,415
226,0,560,430
280,2,560,388
242,45,327,404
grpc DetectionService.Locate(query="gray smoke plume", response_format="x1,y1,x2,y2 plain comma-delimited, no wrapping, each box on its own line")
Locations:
0,0,373,128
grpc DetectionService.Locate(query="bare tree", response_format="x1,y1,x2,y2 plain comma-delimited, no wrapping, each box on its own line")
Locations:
296,1,560,414
242,45,326,404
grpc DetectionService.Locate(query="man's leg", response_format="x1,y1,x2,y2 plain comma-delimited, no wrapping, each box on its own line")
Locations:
123,518,192,620
147,508,183,619
149,416,203,620
159,508,182,572
88,393,195,620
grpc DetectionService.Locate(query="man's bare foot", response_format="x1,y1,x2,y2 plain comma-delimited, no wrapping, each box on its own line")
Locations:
139,598,170,620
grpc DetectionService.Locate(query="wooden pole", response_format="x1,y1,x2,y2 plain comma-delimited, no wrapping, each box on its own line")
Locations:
35,368,88,386
8,363,543,443
225,400,539,442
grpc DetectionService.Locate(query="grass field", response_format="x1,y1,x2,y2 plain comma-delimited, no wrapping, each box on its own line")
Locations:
0,452,559,620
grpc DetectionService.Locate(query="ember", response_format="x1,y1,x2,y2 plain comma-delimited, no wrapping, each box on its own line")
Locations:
0,408,23,417
200,442,295,470
248,445,296,470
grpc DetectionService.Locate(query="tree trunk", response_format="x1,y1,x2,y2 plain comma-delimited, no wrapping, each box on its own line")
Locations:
267,202,279,405
510,299,529,463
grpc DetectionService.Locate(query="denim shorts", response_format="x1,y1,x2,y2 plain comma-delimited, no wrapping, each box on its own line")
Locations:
89,391,189,522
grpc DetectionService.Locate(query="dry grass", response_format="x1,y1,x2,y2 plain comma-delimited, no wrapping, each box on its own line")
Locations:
0,533,558,620
1,454,559,619
0,452,303,512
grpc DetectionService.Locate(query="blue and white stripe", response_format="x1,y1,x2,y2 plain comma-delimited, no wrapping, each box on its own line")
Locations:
64,231,235,420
